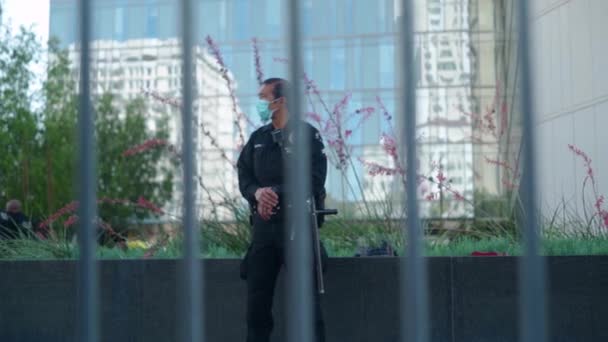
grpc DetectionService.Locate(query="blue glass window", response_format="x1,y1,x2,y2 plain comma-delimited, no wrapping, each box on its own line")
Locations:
234,0,250,40
379,43,394,88
146,6,159,38
330,41,345,90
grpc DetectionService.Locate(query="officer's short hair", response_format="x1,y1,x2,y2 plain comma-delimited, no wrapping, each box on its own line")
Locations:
262,78,290,101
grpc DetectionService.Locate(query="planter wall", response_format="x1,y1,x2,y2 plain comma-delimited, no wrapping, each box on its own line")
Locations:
0,256,607,341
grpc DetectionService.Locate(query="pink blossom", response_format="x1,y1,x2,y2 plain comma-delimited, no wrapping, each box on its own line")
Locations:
568,144,592,165
375,96,392,121
322,119,338,138
137,196,164,215
595,196,605,213
122,139,168,157
332,137,348,169
425,193,435,201
39,201,79,228
356,107,375,115
332,93,352,124
63,215,79,228
436,170,447,184
359,158,400,176
569,144,596,183
452,191,465,201
303,73,321,97
380,134,398,159
485,157,515,172
353,107,376,130
205,35,248,146
345,130,353,138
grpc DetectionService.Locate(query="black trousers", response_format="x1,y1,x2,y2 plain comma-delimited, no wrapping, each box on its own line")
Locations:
245,215,325,342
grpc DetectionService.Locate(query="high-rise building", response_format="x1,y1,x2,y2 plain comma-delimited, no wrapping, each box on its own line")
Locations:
50,0,502,219
50,1,243,218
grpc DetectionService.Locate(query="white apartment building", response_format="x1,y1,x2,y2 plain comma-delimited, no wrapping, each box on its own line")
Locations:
65,38,243,219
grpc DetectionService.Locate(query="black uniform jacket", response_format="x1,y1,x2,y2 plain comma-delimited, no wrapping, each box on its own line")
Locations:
236,121,328,225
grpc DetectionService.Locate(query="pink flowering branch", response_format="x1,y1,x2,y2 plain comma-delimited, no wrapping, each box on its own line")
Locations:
568,144,595,182
352,107,375,130
423,164,466,203
205,35,247,148
39,201,79,229
63,215,79,228
569,144,607,229
485,157,520,191
358,158,402,176
142,89,181,109
97,219,125,241
380,134,399,163
457,85,509,143
137,196,164,215
375,96,395,135
303,72,333,116
252,38,264,85
140,90,238,168
122,138,169,157
200,125,238,169
40,196,165,230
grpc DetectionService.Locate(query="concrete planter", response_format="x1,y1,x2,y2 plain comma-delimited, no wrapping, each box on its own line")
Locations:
0,256,606,341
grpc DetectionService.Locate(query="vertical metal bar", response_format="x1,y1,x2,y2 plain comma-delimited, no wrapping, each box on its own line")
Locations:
286,0,313,341
77,0,98,341
180,0,202,341
516,1,546,341
398,1,429,342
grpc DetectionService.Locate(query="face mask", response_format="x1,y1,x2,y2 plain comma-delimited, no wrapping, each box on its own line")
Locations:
256,98,279,122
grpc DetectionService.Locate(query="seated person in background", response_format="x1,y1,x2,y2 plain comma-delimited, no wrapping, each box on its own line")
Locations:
0,199,35,239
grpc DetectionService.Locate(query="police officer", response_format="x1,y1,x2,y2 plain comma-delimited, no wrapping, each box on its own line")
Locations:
237,78,327,342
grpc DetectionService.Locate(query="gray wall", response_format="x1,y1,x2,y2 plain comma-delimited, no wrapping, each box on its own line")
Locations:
1,257,607,341
531,0,608,215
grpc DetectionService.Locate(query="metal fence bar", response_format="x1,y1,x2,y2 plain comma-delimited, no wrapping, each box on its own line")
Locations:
516,1,546,341
286,0,314,341
180,0,202,341
398,1,429,342
77,0,98,341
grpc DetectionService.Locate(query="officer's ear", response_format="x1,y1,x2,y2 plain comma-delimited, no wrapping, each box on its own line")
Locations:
276,96,286,106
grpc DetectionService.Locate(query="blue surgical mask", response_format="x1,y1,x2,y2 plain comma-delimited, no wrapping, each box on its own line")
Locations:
256,98,279,122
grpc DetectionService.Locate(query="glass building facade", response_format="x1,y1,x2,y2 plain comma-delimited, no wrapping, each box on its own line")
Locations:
50,0,502,219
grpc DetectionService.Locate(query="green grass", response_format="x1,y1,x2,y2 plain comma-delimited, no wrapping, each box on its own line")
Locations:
2,235,608,260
